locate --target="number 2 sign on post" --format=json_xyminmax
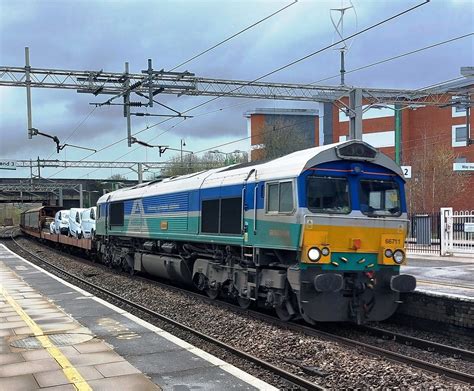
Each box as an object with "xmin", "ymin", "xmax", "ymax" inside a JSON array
[{"xmin": 401, "ymin": 166, "xmax": 411, "ymax": 179}]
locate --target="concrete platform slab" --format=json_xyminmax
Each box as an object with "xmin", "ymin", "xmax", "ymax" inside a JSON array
[
  {"xmin": 0, "ymin": 373, "xmax": 39, "ymax": 389},
  {"xmin": 403, "ymin": 255, "xmax": 474, "ymax": 299}
]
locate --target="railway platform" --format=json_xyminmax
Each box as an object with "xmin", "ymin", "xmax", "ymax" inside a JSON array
[
  {"xmin": 394, "ymin": 255, "xmax": 473, "ymax": 332},
  {"xmin": 0, "ymin": 244, "xmax": 276, "ymax": 391},
  {"xmin": 404, "ymin": 254, "xmax": 474, "ymax": 299}
]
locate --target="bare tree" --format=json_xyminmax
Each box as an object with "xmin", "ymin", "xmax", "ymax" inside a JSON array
[
  {"xmin": 256, "ymin": 118, "xmax": 312, "ymax": 160},
  {"xmin": 405, "ymin": 131, "xmax": 469, "ymax": 213},
  {"xmin": 108, "ymin": 173, "xmax": 127, "ymax": 181},
  {"xmin": 159, "ymin": 151, "xmax": 248, "ymax": 178}
]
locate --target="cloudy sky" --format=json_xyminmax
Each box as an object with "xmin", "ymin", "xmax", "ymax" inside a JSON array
[{"xmin": 0, "ymin": 0, "xmax": 472, "ymax": 180}]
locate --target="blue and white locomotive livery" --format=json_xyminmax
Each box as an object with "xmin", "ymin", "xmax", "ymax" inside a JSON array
[{"xmin": 94, "ymin": 140, "xmax": 416, "ymax": 324}]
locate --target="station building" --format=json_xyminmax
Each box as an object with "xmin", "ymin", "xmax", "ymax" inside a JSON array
[{"xmin": 246, "ymin": 79, "xmax": 473, "ymax": 210}]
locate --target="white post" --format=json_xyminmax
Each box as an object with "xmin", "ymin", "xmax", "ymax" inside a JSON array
[
  {"xmin": 79, "ymin": 184, "xmax": 83, "ymax": 208},
  {"xmin": 137, "ymin": 162, "xmax": 143, "ymax": 183},
  {"xmin": 440, "ymin": 207, "xmax": 453, "ymax": 256}
]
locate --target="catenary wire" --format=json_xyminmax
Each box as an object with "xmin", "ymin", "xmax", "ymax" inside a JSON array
[
  {"xmin": 44, "ymin": 106, "xmax": 98, "ymax": 160},
  {"xmin": 102, "ymin": 34, "xmax": 469, "ymax": 161},
  {"xmin": 127, "ymin": 34, "xmax": 471, "ymax": 145},
  {"xmin": 49, "ymin": 0, "xmax": 430, "ymax": 171},
  {"xmin": 79, "ymin": 0, "xmax": 431, "ymax": 176},
  {"xmin": 51, "ymin": 70, "xmax": 466, "ymax": 180},
  {"xmin": 169, "ymin": 0, "xmax": 298, "ymax": 71},
  {"xmin": 178, "ymin": 0, "xmax": 431, "ymax": 115},
  {"xmin": 47, "ymin": 1, "xmax": 450, "ymax": 179},
  {"xmin": 77, "ymin": 118, "xmax": 188, "ymax": 179},
  {"xmin": 50, "ymin": 90, "xmax": 465, "ymax": 181},
  {"xmin": 309, "ymin": 32, "xmax": 474, "ymax": 85}
]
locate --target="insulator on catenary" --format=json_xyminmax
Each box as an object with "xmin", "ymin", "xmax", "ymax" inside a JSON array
[
  {"xmin": 128, "ymin": 102, "xmax": 143, "ymax": 107},
  {"xmin": 129, "ymin": 81, "xmax": 143, "ymax": 90}
]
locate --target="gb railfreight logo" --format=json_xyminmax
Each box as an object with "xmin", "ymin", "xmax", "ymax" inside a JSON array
[{"xmin": 0, "ymin": 160, "xmax": 16, "ymax": 170}]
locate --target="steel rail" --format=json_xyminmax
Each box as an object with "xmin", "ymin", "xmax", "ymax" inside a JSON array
[
  {"xmin": 163, "ymin": 286, "xmax": 474, "ymax": 384},
  {"xmin": 10, "ymin": 236, "xmax": 474, "ymax": 385},
  {"xmin": 357, "ymin": 325, "xmax": 474, "ymax": 362},
  {"xmin": 8, "ymin": 236, "xmax": 325, "ymax": 391}
]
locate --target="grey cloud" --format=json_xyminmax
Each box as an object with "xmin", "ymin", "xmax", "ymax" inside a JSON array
[{"xmin": 1, "ymin": 0, "xmax": 473, "ymax": 165}]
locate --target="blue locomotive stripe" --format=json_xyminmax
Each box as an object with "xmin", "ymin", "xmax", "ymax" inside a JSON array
[
  {"xmin": 121, "ymin": 183, "xmax": 261, "ymax": 216},
  {"xmin": 109, "ymin": 160, "xmax": 406, "ymax": 216}
]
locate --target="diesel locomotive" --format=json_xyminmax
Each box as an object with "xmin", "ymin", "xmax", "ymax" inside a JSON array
[{"xmin": 92, "ymin": 140, "xmax": 416, "ymax": 324}]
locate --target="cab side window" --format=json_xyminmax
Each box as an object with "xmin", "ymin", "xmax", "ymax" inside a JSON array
[
  {"xmin": 76, "ymin": 212, "xmax": 80, "ymax": 223},
  {"xmin": 266, "ymin": 181, "xmax": 295, "ymax": 214},
  {"xmin": 90, "ymin": 208, "xmax": 95, "ymax": 220}
]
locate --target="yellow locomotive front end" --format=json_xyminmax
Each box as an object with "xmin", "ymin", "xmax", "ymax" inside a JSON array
[{"xmin": 292, "ymin": 143, "xmax": 416, "ymax": 324}]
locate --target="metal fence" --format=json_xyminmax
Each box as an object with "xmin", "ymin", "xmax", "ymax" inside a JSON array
[
  {"xmin": 441, "ymin": 209, "xmax": 474, "ymax": 255},
  {"xmin": 406, "ymin": 212, "xmax": 441, "ymax": 255}
]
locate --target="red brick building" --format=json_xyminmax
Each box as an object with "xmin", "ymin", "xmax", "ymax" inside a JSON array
[
  {"xmin": 245, "ymin": 108, "xmax": 320, "ymax": 161},
  {"xmin": 247, "ymin": 80, "xmax": 473, "ymax": 210}
]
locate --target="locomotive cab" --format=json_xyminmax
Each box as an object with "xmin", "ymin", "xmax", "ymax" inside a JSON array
[{"xmin": 294, "ymin": 142, "xmax": 416, "ymax": 323}]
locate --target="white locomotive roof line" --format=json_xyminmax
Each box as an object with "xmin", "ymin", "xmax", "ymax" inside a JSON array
[{"xmin": 98, "ymin": 140, "xmax": 402, "ymax": 204}]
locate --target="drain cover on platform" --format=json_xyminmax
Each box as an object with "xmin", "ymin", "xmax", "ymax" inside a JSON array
[{"xmin": 10, "ymin": 333, "xmax": 93, "ymax": 349}]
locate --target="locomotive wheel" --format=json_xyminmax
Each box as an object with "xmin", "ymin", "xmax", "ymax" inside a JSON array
[
  {"xmin": 237, "ymin": 296, "xmax": 252, "ymax": 309},
  {"xmin": 206, "ymin": 288, "xmax": 219, "ymax": 300},
  {"xmin": 275, "ymin": 303, "xmax": 294, "ymax": 322},
  {"xmin": 300, "ymin": 311, "xmax": 316, "ymax": 325}
]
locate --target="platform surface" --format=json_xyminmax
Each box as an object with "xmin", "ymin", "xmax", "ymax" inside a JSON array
[
  {"xmin": 0, "ymin": 244, "xmax": 276, "ymax": 391},
  {"xmin": 403, "ymin": 254, "xmax": 474, "ymax": 299}
]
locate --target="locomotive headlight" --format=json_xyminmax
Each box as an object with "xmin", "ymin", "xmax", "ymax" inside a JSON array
[
  {"xmin": 393, "ymin": 250, "xmax": 405, "ymax": 264},
  {"xmin": 321, "ymin": 247, "xmax": 330, "ymax": 256},
  {"xmin": 384, "ymin": 249, "xmax": 393, "ymax": 258},
  {"xmin": 308, "ymin": 247, "xmax": 321, "ymax": 262}
]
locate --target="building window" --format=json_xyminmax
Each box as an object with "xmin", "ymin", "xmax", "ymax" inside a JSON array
[
  {"xmin": 451, "ymin": 96, "xmax": 466, "ymax": 118},
  {"xmin": 452, "ymin": 125, "xmax": 468, "ymax": 147},
  {"xmin": 266, "ymin": 181, "xmax": 295, "ymax": 214},
  {"xmin": 455, "ymin": 157, "xmax": 467, "ymax": 164}
]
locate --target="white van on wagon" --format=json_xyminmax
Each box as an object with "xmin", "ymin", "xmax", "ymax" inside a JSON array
[
  {"xmin": 81, "ymin": 207, "xmax": 97, "ymax": 239},
  {"xmin": 53, "ymin": 210, "xmax": 70, "ymax": 235},
  {"xmin": 68, "ymin": 208, "xmax": 87, "ymax": 238}
]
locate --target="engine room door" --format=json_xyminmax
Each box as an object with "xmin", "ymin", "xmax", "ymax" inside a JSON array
[{"xmin": 242, "ymin": 180, "xmax": 260, "ymax": 247}]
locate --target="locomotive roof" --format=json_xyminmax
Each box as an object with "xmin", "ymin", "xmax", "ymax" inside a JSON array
[{"xmin": 98, "ymin": 140, "xmax": 403, "ymax": 204}]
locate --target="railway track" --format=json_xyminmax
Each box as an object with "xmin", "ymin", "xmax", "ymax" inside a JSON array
[
  {"xmin": 8, "ymin": 236, "xmax": 474, "ymax": 387},
  {"xmin": 356, "ymin": 325, "xmax": 474, "ymax": 362},
  {"xmin": 161, "ymin": 286, "xmax": 474, "ymax": 384},
  {"xmin": 8, "ymin": 236, "xmax": 324, "ymax": 391}
]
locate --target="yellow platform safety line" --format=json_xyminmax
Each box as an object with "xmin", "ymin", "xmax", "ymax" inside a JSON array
[{"xmin": 0, "ymin": 284, "xmax": 92, "ymax": 391}]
